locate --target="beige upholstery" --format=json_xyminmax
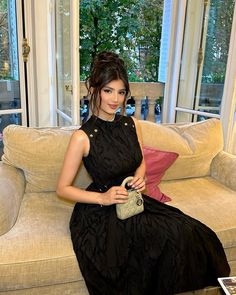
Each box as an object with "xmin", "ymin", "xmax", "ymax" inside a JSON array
[
  {"xmin": 0, "ymin": 118, "xmax": 235, "ymax": 295},
  {"xmin": 211, "ymin": 151, "xmax": 236, "ymax": 191},
  {"xmin": 2, "ymin": 126, "xmax": 91, "ymax": 193},
  {"xmin": 140, "ymin": 118, "xmax": 223, "ymax": 180},
  {"xmin": 0, "ymin": 164, "xmax": 25, "ymax": 236}
]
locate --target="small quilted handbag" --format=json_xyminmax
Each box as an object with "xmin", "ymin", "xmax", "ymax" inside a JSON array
[{"xmin": 116, "ymin": 176, "xmax": 144, "ymax": 220}]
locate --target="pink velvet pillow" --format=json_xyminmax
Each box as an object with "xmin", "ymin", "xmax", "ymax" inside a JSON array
[{"xmin": 143, "ymin": 146, "xmax": 179, "ymax": 202}]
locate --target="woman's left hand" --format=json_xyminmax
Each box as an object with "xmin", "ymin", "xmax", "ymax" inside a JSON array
[{"xmin": 128, "ymin": 175, "xmax": 146, "ymax": 192}]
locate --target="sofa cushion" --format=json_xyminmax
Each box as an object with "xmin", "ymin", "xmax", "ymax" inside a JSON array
[
  {"xmin": 160, "ymin": 176, "xmax": 236, "ymax": 267},
  {"xmin": 143, "ymin": 146, "xmax": 178, "ymax": 202},
  {"xmin": 0, "ymin": 192, "xmax": 83, "ymax": 291},
  {"xmin": 2, "ymin": 125, "xmax": 91, "ymax": 193},
  {"xmin": 140, "ymin": 118, "xmax": 223, "ymax": 180}
]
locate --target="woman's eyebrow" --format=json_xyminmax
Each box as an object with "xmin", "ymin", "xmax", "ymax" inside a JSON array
[{"xmin": 104, "ymin": 86, "xmax": 126, "ymax": 91}]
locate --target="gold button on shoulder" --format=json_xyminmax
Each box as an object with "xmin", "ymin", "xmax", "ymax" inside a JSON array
[
  {"xmin": 94, "ymin": 129, "xmax": 98, "ymax": 132},
  {"xmin": 90, "ymin": 134, "xmax": 94, "ymax": 137}
]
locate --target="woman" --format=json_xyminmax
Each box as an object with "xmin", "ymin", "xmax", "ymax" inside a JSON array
[{"xmin": 56, "ymin": 51, "xmax": 230, "ymax": 295}]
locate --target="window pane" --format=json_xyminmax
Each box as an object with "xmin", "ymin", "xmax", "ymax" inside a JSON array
[
  {"xmin": 0, "ymin": 113, "xmax": 22, "ymax": 157},
  {"xmin": 55, "ymin": 0, "xmax": 72, "ymax": 117},
  {"xmin": 57, "ymin": 115, "xmax": 71, "ymax": 127},
  {"xmin": 176, "ymin": 111, "xmax": 193, "ymax": 123},
  {"xmin": 0, "ymin": 0, "xmax": 21, "ymax": 110},
  {"xmin": 0, "ymin": 80, "xmax": 20, "ymax": 110},
  {"xmin": 199, "ymin": 0, "xmax": 235, "ymax": 114}
]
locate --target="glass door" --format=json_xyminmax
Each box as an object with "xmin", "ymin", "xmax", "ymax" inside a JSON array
[
  {"xmin": 176, "ymin": 0, "xmax": 235, "ymax": 122},
  {"xmin": 55, "ymin": 0, "xmax": 80, "ymax": 126},
  {"xmin": 0, "ymin": 0, "xmax": 27, "ymax": 157}
]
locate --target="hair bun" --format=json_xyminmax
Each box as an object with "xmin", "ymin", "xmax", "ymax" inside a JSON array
[{"xmin": 93, "ymin": 51, "xmax": 124, "ymax": 68}]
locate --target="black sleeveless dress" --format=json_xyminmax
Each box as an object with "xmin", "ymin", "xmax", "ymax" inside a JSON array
[{"xmin": 70, "ymin": 115, "xmax": 230, "ymax": 295}]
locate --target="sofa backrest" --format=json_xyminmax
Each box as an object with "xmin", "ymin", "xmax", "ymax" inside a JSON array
[
  {"xmin": 2, "ymin": 125, "xmax": 91, "ymax": 193},
  {"xmin": 1, "ymin": 118, "xmax": 223, "ymax": 193},
  {"xmin": 140, "ymin": 118, "xmax": 223, "ymax": 180}
]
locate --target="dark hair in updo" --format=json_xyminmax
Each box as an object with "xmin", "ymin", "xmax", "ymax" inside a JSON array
[{"xmin": 85, "ymin": 51, "xmax": 130, "ymax": 115}]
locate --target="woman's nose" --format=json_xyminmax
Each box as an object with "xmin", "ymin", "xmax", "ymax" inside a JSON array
[{"xmin": 113, "ymin": 92, "xmax": 118, "ymax": 101}]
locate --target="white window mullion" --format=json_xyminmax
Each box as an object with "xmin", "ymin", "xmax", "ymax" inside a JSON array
[
  {"xmin": 15, "ymin": 0, "xmax": 27, "ymax": 126},
  {"xmin": 23, "ymin": 0, "xmax": 39, "ymax": 126},
  {"xmin": 161, "ymin": 0, "xmax": 187, "ymax": 123},
  {"xmin": 70, "ymin": 0, "xmax": 80, "ymax": 125},
  {"xmin": 48, "ymin": 0, "xmax": 58, "ymax": 126},
  {"xmin": 0, "ymin": 109, "xmax": 23, "ymax": 115},
  {"xmin": 175, "ymin": 107, "xmax": 220, "ymax": 119}
]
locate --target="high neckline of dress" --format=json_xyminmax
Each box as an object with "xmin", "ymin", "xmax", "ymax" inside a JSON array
[{"xmin": 92, "ymin": 114, "xmax": 121, "ymax": 125}]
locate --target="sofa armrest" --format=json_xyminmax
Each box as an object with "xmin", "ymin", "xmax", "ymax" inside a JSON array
[
  {"xmin": 211, "ymin": 151, "xmax": 236, "ymax": 191},
  {"xmin": 0, "ymin": 162, "xmax": 26, "ymax": 236}
]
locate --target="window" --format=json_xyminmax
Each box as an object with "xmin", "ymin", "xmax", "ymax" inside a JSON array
[
  {"xmin": 0, "ymin": 0, "xmax": 26, "ymax": 157},
  {"xmin": 54, "ymin": 0, "xmax": 165, "ymax": 126},
  {"xmin": 79, "ymin": 0, "xmax": 164, "ymax": 123},
  {"xmin": 176, "ymin": 0, "xmax": 235, "ymax": 122}
]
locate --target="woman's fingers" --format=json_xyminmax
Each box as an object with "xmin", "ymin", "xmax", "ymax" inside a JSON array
[
  {"xmin": 128, "ymin": 176, "xmax": 146, "ymax": 191},
  {"xmin": 113, "ymin": 187, "xmax": 128, "ymax": 202},
  {"xmin": 101, "ymin": 186, "xmax": 128, "ymax": 205}
]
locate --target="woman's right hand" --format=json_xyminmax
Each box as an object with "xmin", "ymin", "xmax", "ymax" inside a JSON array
[{"xmin": 99, "ymin": 186, "xmax": 128, "ymax": 206}]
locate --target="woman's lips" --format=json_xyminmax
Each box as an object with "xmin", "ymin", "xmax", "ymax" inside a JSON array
[{"xmin": 109, "ymin": 104, "xmax": 119, "ymax": 109}]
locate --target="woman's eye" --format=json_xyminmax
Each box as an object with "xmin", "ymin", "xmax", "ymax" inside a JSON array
[
  {"xmin": 119, "ymin": 91, "xmax": 126, "ymax": 96},
  {"xmin": 103, "ymin": 89, "xmax": 111, "ymax": 93}
]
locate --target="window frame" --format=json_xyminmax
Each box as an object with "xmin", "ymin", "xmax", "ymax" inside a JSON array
[{"xmin": 163, "ymin": 0, "xmax": 236, "ymax": 153}]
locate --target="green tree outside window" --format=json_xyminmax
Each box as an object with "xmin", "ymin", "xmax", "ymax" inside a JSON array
[{"xmin": 80, "ymin": 0, "xmax": 163, "ymax": 82}]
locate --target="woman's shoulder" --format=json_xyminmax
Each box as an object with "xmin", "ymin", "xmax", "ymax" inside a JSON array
[
  {"xmin": 69, "ymin": 129, "xmax": 90, "ymax": 157},
  {"xmin": 71, "ymin": 129, "xmax": 89, "ymax": 144},
  {"xmin": 116, "ymin": 115, "xmax": 140, "ymax": 135},
  {"xmin": 121, "ymin": 115, "xmax": 139, "ymax": 128},
  {"xmin": 117, "ymin": 114, "xmax": 136, "ymax": 124}
]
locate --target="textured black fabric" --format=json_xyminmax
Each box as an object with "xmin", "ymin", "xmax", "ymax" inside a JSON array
[{"xmin": 70, "ymin": 115, "xmax": 230, "ymax": 295}]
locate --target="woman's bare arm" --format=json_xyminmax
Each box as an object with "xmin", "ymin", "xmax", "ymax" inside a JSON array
[{"xmin": 56, "ymin": 130, "xmax": 128, "ymax": 205}]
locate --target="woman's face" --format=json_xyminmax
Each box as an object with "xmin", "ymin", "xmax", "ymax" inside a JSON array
[{"xmin": 97, "ymin": 79, "xmax": 126, "ymax": 120}]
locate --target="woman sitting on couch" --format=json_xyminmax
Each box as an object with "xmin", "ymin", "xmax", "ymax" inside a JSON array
[{"xmin": 56, "ymin": 51, "xmax": 230, "ymax": 295}]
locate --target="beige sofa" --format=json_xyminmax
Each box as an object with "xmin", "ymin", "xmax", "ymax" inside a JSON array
[{"xmin": 0, "ymin": 118, "xmax": 235, "ymax": 295}]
